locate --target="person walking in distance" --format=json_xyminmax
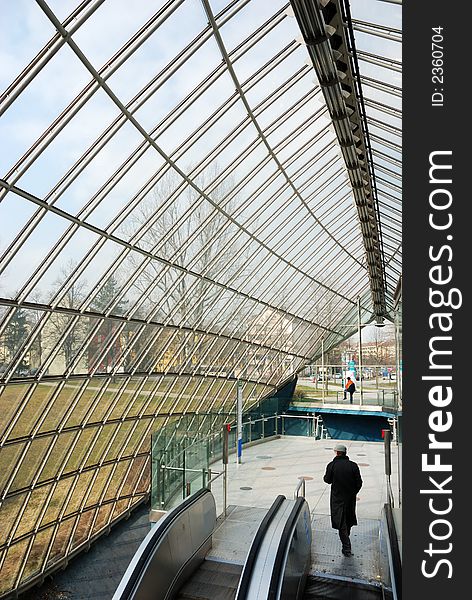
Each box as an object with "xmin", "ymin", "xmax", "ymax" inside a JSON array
[
  {"xmin": 343, "ymin": 376, "xmax": 356, "ymax": 404},
  {"xmin": 323, "ymin": 443, "xmax": 362, "ymax": 557}
]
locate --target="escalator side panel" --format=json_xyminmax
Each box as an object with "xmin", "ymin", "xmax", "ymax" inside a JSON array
[
  {"xmin": 236, "ymin": 495, "xmax": 286, "ymax": 600},
  {"xmin": 277, "ymin": 500, "xmax": 312, "ymax": 600},
  {"xmin": 242, "ymin": 500, "xmax": 297, "ymax": 600},
  {"xmin": 236, "ymin": 497, "xmax": 312, "ymax": 600},
  {"xmin": 113, "ymin": 490, "xmax": 216, "ymax": 600}
]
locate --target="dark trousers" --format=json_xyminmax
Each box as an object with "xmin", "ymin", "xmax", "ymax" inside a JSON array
[
  {"xmin": 338, "ymin": 510, "xmax": 352, "ymax": 552},
  {"xmin": 343, "ymin": 391, "xmax": 354, "ymax": 403}
]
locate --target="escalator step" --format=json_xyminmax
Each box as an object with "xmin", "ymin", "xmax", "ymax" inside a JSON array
[
  {"xmin": 199, "ymin": 560, "xmax": 243, "ymax": 576},
  {"xmin": 175, "ymin": 560, "xmax": 242, "ymax": 600},
  {"xmin": 303, "ymin": 576, "xmax": 385, "ymax": 600},
  {"xmin": 176, "ymin": 582, "xmax": 238, "ymax": 600}
]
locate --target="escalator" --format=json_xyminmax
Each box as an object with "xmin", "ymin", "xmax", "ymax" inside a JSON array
[
  {"xmin": 175, "ymin": 561, "xmax": 242, "ymax": 599},
  {"xmin": 113, "ymin": 488, "xmax": 398, "ymax": 600},
  {"xmin": 235, "ymin": 495, "xmax": 311, "ymax": 600}
]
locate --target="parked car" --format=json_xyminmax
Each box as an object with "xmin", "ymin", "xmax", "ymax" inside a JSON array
[{"xmin": 14, "ymin": 367, "xmax": 30, "ymax": 376}]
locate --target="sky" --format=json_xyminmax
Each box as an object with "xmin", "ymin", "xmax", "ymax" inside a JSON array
[{"xmin": 0, "ymin": 0, "xmax": 401, "ymax": 332}]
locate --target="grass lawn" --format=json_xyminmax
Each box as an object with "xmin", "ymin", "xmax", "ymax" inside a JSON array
[
  {"xmin": 0, "ymin": 375, "xmax": 269, "ymax": 594},
  {"xmin": 294, "ymin": 384, "xmax": 339, "ymax": 397}
]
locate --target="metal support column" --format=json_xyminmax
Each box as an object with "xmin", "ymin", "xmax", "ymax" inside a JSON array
[
  {"xmin": 321, "ymin": 337, "xmax": 325, "ymax": 406},
  {"xmin": 357, "ymin": 296, "xmax": 363, "ymax": 405},
  {"xmin": 237, "ymin": 381, "xmax": 243, "ymax": 464},
  {"xmin": 222, "ymin": 424, "xmax": 230, "ymax": 517}
]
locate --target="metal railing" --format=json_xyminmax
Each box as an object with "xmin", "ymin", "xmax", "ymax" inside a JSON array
[
  {"xmin": 294, "ymin": 477, "xmax": 306, "ymax": 499},
  {"xmin": 151, "ymin": 412, "xmax": 335, "ymax": 513},
  {"xmin": 294, "ymin": 389, "xmax": 398, "ymax": 408}
]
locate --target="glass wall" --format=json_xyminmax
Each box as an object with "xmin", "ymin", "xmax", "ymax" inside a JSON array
[{"xmin": 0, "ymin": 0, "xmax": 401, "ymax": 595}]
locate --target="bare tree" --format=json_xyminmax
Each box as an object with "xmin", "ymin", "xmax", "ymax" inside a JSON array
[
  {"xmin": 45, "ymin": 261, "xmax": 88, "ymax": 370},
  {"xmin": 26, "ymin": 291, "xmax": 44, "ymax": 372},
  {"xmin": 2, "ymin": 306, "xmax": 29, "ymax": 374},
  {"xmin": 87, "ymin": 276, "xmax": 129, "ymax": 374},
  {"xmin": 121, "ymin": 166, "xmax": 252, "ymax": 370}
]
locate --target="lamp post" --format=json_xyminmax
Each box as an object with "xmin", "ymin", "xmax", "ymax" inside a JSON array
[
  {"xmin": 237, "ymin": 380, "xmax": 243, "ymax": 464},
  {"xmin": 321, "ymin": 337, "xmax": 325, "ymax": 406},
  {"xmin": 357, "ymin": 297, "xmax": 363, "ymax": 406}
]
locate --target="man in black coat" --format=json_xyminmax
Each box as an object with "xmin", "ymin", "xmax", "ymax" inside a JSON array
[{"xmin": 323, "ymin": 443, "xmax": 363, "ymax": 557}]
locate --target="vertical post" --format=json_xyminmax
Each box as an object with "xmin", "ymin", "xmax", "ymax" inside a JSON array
[
  {"xmin": 223, "ymin": 424, "xmax": 230, "ymax": 517},
  {"xmin": 262, "ymin": 415, "xmax": 265, "ymax": 439},
  {"xmin": 357, "ymin": 296, "xmax": 363, "ymax": 406},
  {"xmin": 275, "ymin": 413, "xmax": 278, "ymax": 435},
  {"xmin": 395, "ymin": 308, "xmax": 401, "ymax": 408},
  {"xmin": 159, "ymin": 463, "xmax": 164, "ymax": 508},
  {"xmin": 383, "ymin": 428, "xmax": 393, "ymax": 507},
  {"xmin": 321, "ymin": 338, "xmax": 325, "ymax": 405},
  {"xmin": 182, "ymin": 450, "xmax": 186, "ymax": 500},
  {"xmin": 396, "ymin": 416, "xmax": 402, "ymax": 507},
  {"xmin": 237, "ymin": 381, "xmax": 243, "ymax": 464}
]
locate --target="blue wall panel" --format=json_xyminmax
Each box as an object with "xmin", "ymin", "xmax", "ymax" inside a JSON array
[{"xmin": 321, "ymin": 413, "xmax": 389, "ymax": 442}]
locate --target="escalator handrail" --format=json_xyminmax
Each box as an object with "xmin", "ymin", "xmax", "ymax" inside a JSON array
[
  {"xmin": 385, "ymin": 502, "xmax": 402, "ymax": 600},
  {"xmin": 236, "ymin": 494, "xmax": 286, "ymax": 600},
  {"xmin": 268, "ymin": 496, "xmax": 307, "ymax": 600},
  {"xmin": 116, "ymin": 488, "xmax": 212, "ymax": 600}
]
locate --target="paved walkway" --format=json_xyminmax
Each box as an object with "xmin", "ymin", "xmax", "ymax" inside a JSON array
[
  {"xmin": 209, "ymin": 436, "xmax": 398, "ymax": 585},
  {"xmin": 212, "ymin": 436, "xmax": 399, "ymax": 519}
]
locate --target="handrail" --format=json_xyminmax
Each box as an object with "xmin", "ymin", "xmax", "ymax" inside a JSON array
[
  {"xmin": 268, "ymin": 497, "xmax": 307, "ymax": 600},
  {"xmin": 236, "ymin": 495, "xmax": 286, "ymax": 600},
  {"xmin": 384, "ymin": 502, "xmax": 402, "ymax": 600},
  {"xmin": 236, "ymin": 492, "xmax": 311, "ymax": 600},
  {"xmin": 113, "ymin": 488, "xmax": 215, "ymax": 600},
  {"xmin": 294, "ymin": 478, "xmax": 306, "ymax": 499},
  {"xmin": 207, "ymin": 469, "xmax": 223, "ymax": 486}
]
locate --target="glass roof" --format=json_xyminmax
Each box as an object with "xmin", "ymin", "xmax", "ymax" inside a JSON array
[{"xmin": 0, "ymin": 0, "xmax": 401, "ymax": 594}]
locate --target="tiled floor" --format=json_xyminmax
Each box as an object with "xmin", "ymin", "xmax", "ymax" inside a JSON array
[
  {"xmin": 209, "ymin": 436, "xmax": 399, "ymax": 585},
  {"xmin": 211, "ymin": 437, "xmax": 399, "ymax": 520}
]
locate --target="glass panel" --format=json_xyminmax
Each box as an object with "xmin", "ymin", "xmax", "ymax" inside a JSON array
[
  {"xmin": 14, "ymin": 485, "xmax": 52, "ymax": 538},
  {"xmin": 38, "ymin": 381, "xmax": 85, "ymax": 433},
  {"xmin": 21, "ymin": 525, "xmax": 55, "ymax": 582},
  {"xmin": 0, "ymin": 0, "xmax": 402, "ymax": 594},
  {"xmin": 0, "ymin": 538, "xmax": 30, "ymax": 596},
  {"xmin": 40, "ymin": 476, "xmax": 76, "ymax": 528},
  {"xmin": 9, "ymin": 437, "xmax": 52, "ymax": 492},
  {"xmin": 48, "ymin": 516, "xmax": 76, "ymax": 564},
  {"xmin": 70, "ymin": 509, "xmax": 94, "ymax": 550},
  {"xmin": 62, "ymin": 471, "xmax": 95, "ymax": 517},
  {"xmin": 0, "ymin": 493, "xmax": 28, "ymax": 546}
]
